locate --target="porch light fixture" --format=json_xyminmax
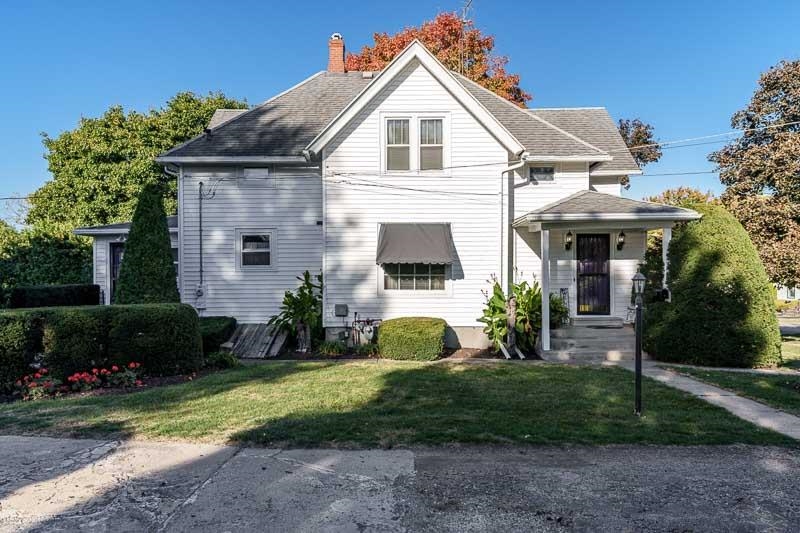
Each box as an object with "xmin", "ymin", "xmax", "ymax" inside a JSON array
[
  {"xmin": 564, "ymin": 231, "xmax": 573, "ymax": 251},
  {"xmin": 616, "ymin": 230, "xmax": 626, "ymax": 251},
  {"xmin": 632, "ymin": 271, "xmax": 646, "ymax": 297}
]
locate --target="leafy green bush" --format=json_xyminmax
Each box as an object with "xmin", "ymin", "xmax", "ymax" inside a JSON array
[
  {"xmin": 205, "ymin": 351, "xmax": 240, "ymax": 370},
  {"xmin": 479, "ymin": 278, "xmax": 567, "ymax": 353},
  {"xmin": 199, "ymin": 316, "xmax": 237, "ymax": 354},
  {"xmin": 644, "ymin": 203, "xmax": 782, "ymax": 368},
  {"xmin": 8, "ymin": 284, "xmax": 100, "ymax": 309},
  {"xmin": 317, "ymin": 340, "xmax": 347, "ymax": 356},
  {"xmin": 354, "ymin": 343, "xmax": 379, "ymax": 357},
  {"xmin": 108, "ymin": 304, "xmax": 203, "ymax": 375},
  {"xmin": 42, "ymin": 306, "xmax": 108, "ymax": 377},
  {"xmin": 0, "ymin": 310, "xmax": 44, "ymax": 392},
  {"xmin": 114, "ymin": 184, "xmax": 179, "ymax": 304},
  {"xmin": 268, "ymin": 271, "xmax": 323, "ymax": 349},
  {"xmin": 378, "ymin": 317, "xmax": 446, "ymax": 361}
]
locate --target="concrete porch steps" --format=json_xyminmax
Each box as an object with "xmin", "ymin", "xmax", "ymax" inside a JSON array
[{"xmin": 540, "ymin": 320, "xmax": 646, "ymax": 363}]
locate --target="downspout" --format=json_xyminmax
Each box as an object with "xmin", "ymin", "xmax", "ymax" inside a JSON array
[
  {"xmin": 501, "ymin": 158, "xmax": 525, "ymax": 295},
  {"xmin": 198, "ymin": 182, "xmax": 205, "ymax": 287}
]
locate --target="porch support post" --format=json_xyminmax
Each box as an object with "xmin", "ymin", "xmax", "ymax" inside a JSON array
[
  {"xmin": 661, "ymin": 225, "xmax": 672, "ymax": 289},
  {"xmin": 541, "ymin": 228, "xmax": 550, "ymax": 351}
]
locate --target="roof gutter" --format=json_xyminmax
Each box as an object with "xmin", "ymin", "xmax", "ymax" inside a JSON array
[
  {"xmin": 523, "ymin": 154, "xmax": 613, "ymax": 163},
  {"xmin": 155, "ymin": 156, "xmax": 310, "ymax": 164},
  {"xmin": 515, "ymin": 211, "xmax": 701, "ymax": 226}
]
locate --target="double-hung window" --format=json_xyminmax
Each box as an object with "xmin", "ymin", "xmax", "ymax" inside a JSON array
[
  {"xmin": 419, "ymin": 119, "xmax": 443, "ymax": 170},
  {"xmin": 386, "ymin": 119, "xmax": 410, "ymax": 171},
  {"xmin": 383, "ymin": 263, "xmax": 446, "ymax": 291},
  {"xmin": 237, "ymin": 229, "xmax": 274, "ymax": 270}
]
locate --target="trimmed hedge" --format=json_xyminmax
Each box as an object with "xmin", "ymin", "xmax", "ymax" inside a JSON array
[
  {"xmin": 9, "ymin": 284, "xmax": 100, "ymax": 309},
  {"xmin": 199, "ymin": 316, "xmax": 237, "ymax": 355},
  {"xmin": 644, "ymin": 203, "xmax": 782, "ymax": 368},
  {"xmin": 108, "ymin": 304, "xmax": 203, "ymax": 375},
  {"xmin": 0, "ymin": 303, "xmax": 203, "ymax": 387},
  {"xmin": 378, "ymin": 317, "xmax": 447, "ymax": 361},
  {"xmin": 0, "ymin": 310, "xmax": 44, "ymax": 391}
]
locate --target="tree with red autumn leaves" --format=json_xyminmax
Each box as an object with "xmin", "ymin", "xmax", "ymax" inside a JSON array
[{"xmin": 345, "ymin": 12, "xmax": 531, "ymax": 107}]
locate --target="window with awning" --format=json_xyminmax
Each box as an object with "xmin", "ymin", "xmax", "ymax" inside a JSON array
[{"xmin": 376, "ymin": 223, "xmax": 456, "ymax": 266}]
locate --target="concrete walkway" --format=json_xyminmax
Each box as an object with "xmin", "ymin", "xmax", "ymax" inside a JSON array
[
  {"xmin": 622, "ymin": 362, "xmax": 800, "ymax": 441},
  {"xmin": 1, "ymin": 435, "xmax": 799, "ymax": 532}
]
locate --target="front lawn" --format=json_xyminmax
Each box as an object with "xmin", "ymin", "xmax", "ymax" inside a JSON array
[
  {"xmin": 0, "ymin": 362, "xmax": 793, "ymax": 447},
  {"xmin": 677, "ymin": 368, "xmax": 800, "ymax": 416},
  {"xmin": 781, "ymin": 334, "xmax": 800, "ymax": 370}
]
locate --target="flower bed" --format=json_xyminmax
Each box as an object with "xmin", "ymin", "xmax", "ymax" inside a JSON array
[{"xmin": 14, "ymin": 362, "xmax": 144, "ymax": 401}]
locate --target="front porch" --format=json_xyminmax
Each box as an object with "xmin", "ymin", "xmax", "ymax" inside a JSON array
[{"xmin": 512, "ymin": 190, "xmax": 702, "ymax": 354}]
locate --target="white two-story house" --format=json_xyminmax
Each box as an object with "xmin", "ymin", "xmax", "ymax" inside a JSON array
[{"xmin": 75, "ymin": 35, "xmax": 699, "ymax": 352}]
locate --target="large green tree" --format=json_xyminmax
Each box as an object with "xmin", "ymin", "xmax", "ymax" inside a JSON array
[
  {"xmin": 28, "ymin": 92, "xmax": 247, "ymax": 234},
  {"xmin": 617, "ymin": 118, "xmax": 662, "ymax": 188},
  {"xmin": 709, "ymin": 59, "xmax": 800, "ymax": 286},
  {"xmin": 114, "ymin": 184, "xmax": 179, "ymax": 304}
]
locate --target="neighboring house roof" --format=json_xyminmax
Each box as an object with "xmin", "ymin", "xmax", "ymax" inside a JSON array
[
  {"xmin": 527, "ymin": 108, "xmax": 641, "ymax": 175},
  {"xmin": 73, "ymin": 216, "xmax": 178, "ymax": 236},
  {"xmin": 208, "ymin": 109, "xmax": 248, "ymax": 129},
  {"xmin": 514, "ymin": 190, "xmax": 700, "ymax": 225},
  {"xmin": 157, "ymin": 40, "xmax": 637, "ymax": 172}
]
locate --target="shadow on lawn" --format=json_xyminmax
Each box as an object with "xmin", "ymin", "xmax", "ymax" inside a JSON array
[{"xmin": 227, "ymin": 363, "xmax": 791, "ymax": 448}]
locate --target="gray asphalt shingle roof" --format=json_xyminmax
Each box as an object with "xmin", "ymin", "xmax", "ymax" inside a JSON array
[
  {"xmin": 208, "ymin": 109, "xmax": 248, "ymax": 129},
  {"xmin": 452, "ymin": 74, "xmax": 606, "ymax": 158},
  {"xmin": 74, "ymin": 216, "xmax": 178, "ymax": 235},
  {"xmin": 161, "ymin": 72, "xmax": 372, "ymax": 159},
  {"xmin": 517, "ymin": 190, "xmax": 699, "ymax": 223},
  {"xmin": 526, "ymin": 108, "xmax": 640, "ymax": 174},
  {"xmin": 160, "ymin": 65, "xmax": 638, "ymax": 174}
]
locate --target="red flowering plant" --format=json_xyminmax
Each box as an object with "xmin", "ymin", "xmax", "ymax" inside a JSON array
[
  {"xmin": 15, "ymin": 362, "xmax": 145, "ymax": 401},
  {"xmin": 14, "ymin": 368, "xmax": 61, "ymax": 401},
  {"xmin": 66, "ymin": 362, "xmax": 143, "ymax": 392}
]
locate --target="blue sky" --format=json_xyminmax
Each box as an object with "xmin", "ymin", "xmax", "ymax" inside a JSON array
[{"xmin": 1, "ymin": 0, "xmax": 798, "ymax": 220}]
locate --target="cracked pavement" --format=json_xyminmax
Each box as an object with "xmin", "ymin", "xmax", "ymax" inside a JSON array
[{"xmin": 0, "ymin": 436, "xmax": 798, "ymax": 532}]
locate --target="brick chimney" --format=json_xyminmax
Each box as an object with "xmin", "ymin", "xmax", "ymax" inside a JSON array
[{"xmin": 327, "ymin": 33, "xmax": 346, "ymax": 73}]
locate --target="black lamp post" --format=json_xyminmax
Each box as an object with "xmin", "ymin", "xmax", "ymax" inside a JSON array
[{"xmin": 632, "ymin": 272, "xmax": 646, "ymax": 416}]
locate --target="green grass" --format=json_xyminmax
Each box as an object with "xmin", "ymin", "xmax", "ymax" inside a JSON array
[
  {"xmin": 677, "ymin": 367, "xmax": 800, "ymax": 416},
  {"xmin": 0, "ymin": 362, "xmax": 794, "ymax": 447},
  {"xmin": 781, "ymin": 335, "xmax": 800, "ymax": 370}
]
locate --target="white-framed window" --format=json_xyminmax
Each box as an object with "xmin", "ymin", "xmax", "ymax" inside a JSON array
[
  {"xmin": 382, "ymin": 113, "xmax": 449, "ymax": 174},
  {"xmin": 383, "ymin": 263, "xmax": 446, "ymax": 291},
  {"xmin": 171, "ymin": 247, "xmax": 180, "ymax": 292},
  {"xmin": 236, "ymin": 229, "xmax": 275, "ymax": 270},
  {"xmin": 788, "ymin": 287, "xmax": 797, "ymax": 299},
  {"xmin": 386, "ymin": 119, "xmax": 410, "ymax": 171},
  {"xmin": 529, "ymin": 166, "xmax": 555, "ymax": 182},
  {"xmin": 419, "ymin": 118, "xmax": 443, "ymax": 170}
]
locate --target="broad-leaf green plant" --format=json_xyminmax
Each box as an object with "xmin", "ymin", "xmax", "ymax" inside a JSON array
[{"xmin": 268, "ymin": 271, "xmax": 323, "ymax": 349}]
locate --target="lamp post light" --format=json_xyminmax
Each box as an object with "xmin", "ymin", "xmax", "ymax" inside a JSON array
[{"xmin": 632, "ymin": 272, "xmax": 646, "ymax": 416}]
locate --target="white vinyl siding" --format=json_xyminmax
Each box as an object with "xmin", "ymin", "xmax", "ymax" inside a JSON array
[
  {"xmin": 324, "ymin": 58, "xmax": 508, "ymax": 328},
  {"xmin": 179, "ymin": 165, "xmax": 323, "ymax": 322},
  {"xmin": 590, "ymin": 176, "xmax": 623, "ymax": 196}
]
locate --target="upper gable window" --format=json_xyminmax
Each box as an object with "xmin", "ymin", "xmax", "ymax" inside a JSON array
[
  {"xmin": 386, "ymin": 119, "xmax": 410, "ymax": 171},
  {"xmin": 419, "ymin": 119, "xmax": 443, "ymax": 170},
  {"xmin": 529, "ymin": 166, "xmax": 555, "ymax": 182}
]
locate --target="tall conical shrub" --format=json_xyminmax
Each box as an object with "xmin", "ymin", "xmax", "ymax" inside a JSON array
[
  {"xmin": 114, "ymin": 184, "xmax": 179, "ymax": 304},
  {"xmin": 644, "ymin": 203, "xmax": 781, "ymax": 368}
]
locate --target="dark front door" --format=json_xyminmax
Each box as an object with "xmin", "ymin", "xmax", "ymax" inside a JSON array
[
  {"xmin": 110, "ymin": 242, "xmax": 124, "ymax": 303},
  {"xmin": 577, "ymin": 234, "xmax": 610, "ymax": 315}
]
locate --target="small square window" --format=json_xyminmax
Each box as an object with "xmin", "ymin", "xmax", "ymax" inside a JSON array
[
  {"xmin": 238, "ymin": 230, "xmax": 274, "ymax": 269},
  {"xmin": 529, "ymin": 166, "xmax": 555, "ymax": 182}
]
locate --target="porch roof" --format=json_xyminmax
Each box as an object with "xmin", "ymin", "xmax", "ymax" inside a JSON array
[
  {"xmin": 73, "ymin": 216, "xmax": 178, "ymax": 236},
  {"xmin": 513, "ymin": 190, "xmax": 701, "ymax": 228}
]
